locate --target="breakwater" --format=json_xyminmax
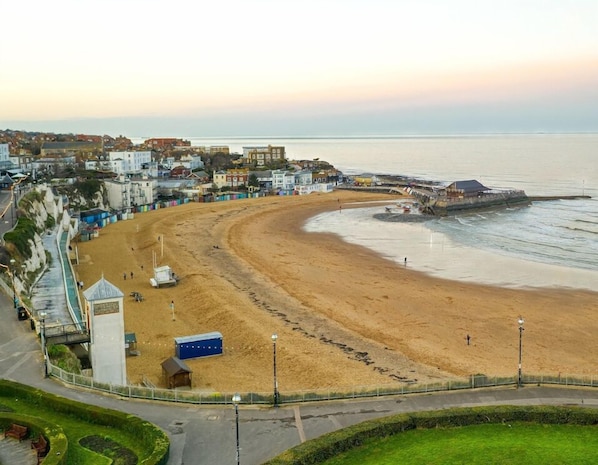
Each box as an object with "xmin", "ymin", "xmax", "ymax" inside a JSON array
[
  {"xmin": 424, "ymin": 190, "xmax": 530, "ymax": 216},
  {"xmin": 529, "ymin": 195, "xmax": 592, "ymax": 202}
]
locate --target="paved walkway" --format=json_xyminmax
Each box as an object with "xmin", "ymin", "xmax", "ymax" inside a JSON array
[
  {"xmin": 30, "ymin": 231, "xmax": 70, "ymax": 325},
  {"xmin": 0, "ymin": 436, "xmax": 37, "ymax": 465},
  {"xmin": 2, "ymin": 274, "xmax": 598, "ymax": 463}
]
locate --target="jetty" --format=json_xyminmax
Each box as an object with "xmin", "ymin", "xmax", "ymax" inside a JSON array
[
  {"xmin": 338, "ymin": 176, "xmax": 591, "ymax": 217},
  {"xmin": 405, "ymin": 180, "xmax": 590, "ymax": 216}
]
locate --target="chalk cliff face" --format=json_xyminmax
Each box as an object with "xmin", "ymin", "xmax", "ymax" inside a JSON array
[
  {"xmin": 9, "ymin": 182, "xmax": 106, "ymax": 300},
  {"xmin": 53, "ymin": 182, "xmax": 108, "ymax": 211}
]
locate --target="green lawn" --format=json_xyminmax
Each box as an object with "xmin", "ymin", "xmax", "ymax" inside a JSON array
[
  {"xmin": 321, "ymin": 422, "xmax": 598, "ymax": 465},
  {"xmin": 0, "ymin": 380, "xmax": 168, "ymax": 464}
]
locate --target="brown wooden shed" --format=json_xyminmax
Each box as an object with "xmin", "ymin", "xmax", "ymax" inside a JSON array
[{"xmin": 161, "ymin": 356, "xmax": 192, "ymax": 389}]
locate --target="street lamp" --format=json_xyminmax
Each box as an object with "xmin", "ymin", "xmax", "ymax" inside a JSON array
[
  {"xmin": 9, "ymin": 258, "xmax": 16, "ymax": 308},
  {"xmin": 518, "ymin": 316, "xmax": 524, "ymax": 388},
  {"xmin": 272, "ymin": 333, "xmax": 279, "ymax": 407},
  {"xmin": 40, "ymin": 312, "xmax": 48, "ymax": 378},
  {"xmin": 232, "ymin": 393, "xmax": 241, "ymax": 465}
]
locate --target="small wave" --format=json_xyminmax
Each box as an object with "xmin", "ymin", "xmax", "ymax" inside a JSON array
[
  {"xmin": 564, "ymin": 226, "xmax": 598, "ymax": 236},
  {"xmin": 575, "ymin": 218, "xmax": 598, "ymax": 226},
  {"xmin": 454, "ymin": 217, "xmax": 473, "ymax": 226}
]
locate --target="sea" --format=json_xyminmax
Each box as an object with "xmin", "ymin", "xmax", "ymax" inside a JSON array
[{"xmin": 135, "ymin": 134, "xmax": 598, "ymax": 291}]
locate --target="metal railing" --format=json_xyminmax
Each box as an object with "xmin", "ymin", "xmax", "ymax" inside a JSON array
[{"xmin": 46, "ymin": 362, "xmax": 598, "ymax": 406}]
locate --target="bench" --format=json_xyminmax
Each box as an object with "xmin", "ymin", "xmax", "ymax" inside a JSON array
[
  {"xmin": 4, "ymin": 423, "xmax": 28, "ymax": 441},
  {"xmin": 31, "ymin": 434, "xmax": 48, "ymax": 461}
]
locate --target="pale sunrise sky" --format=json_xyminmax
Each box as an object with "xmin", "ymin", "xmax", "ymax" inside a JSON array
[{"xmin": 2, "ymin": 0, "xmax": 597, "ymax": 137}]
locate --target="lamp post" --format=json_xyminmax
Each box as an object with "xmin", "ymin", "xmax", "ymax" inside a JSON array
[
  {"xmin": 518, "ymin": 316, "xmax": 524, "ymax": 388},
  {"xmin": 40, "ymin": 312, "xmax": 47, "ymax": 378},
  {"xmin": 9, "ymin": 258, "xmax": 16, "ymax": 308},
  {"xmin": 10, "ymin": 185, "xmax": 15, "ymax": 226},
  {"xmin": 272, "ymin": 333, "xmax": 279, "ymax": 407},
  {"xmin": 232, "ymin": 393, "xmax": 241, "ymax": 465}
]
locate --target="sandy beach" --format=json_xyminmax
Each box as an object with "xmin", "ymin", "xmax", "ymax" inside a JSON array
[{"xmin": 74, "ymin": 190, "xmax": 598, "ymax": 392}]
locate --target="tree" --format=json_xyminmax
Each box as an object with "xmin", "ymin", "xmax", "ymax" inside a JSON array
[{"xmin": 248, "ymin": 173, "xmax": 259, "ymax": 188}]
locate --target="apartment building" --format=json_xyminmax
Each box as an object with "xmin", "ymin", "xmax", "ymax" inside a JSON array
[
  {"xmin": 104, "ymin": 175, "xmax": 157, "ymax": 211},
  {"xmin": 144, "ymin": 138, "xmax": 191, "ymax": 149},
  {"xmin": 0, "ymin": 144, "xmax": 10, "ymax": 170},
  {"xmin": 243, "ymin": 145, "xmax": 286, "ymax": 166},
  {"xmin": 108, "ymin": 151, "xmax": 152, "ymax": 175}
]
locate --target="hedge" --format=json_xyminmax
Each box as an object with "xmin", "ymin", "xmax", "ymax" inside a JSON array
[
  {"xmin": 263, "ymin": 405, "xmax": 598, "ymax": 465},
  {"xmin": 0, "ymin": 379, "xmax": 169, "ymax": 465}
]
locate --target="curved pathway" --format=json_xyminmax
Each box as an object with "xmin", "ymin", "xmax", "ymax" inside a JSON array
[{"xmin": 2, "ymin": 290, "xmax": 598, "ymax": 465}]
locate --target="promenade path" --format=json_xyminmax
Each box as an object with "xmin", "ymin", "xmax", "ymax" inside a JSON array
[
  {"xmin": 3, "ymin": 285, "xmax": 598, "ymax": 464},
  {"xmin": 29, "ymin": 231, "xmax": 70, "ymax": 325}
]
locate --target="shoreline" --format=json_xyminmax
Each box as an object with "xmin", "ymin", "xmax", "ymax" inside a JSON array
[
  {"xmin": 75, "ymin": 191, "xmax": 598, "ymax": 392},
  {"xmin": 306, "ymin": 205, "xmax": 598, "ymax": 292}
]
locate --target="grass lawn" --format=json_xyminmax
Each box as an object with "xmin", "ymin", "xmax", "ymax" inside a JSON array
[
  {"xmin": 0, "ymin": 395, "xmax": 149, "ymax": 464},
  {"xmin": 321, "ymin": 422, "xmax": 598, "ymax": 465}
]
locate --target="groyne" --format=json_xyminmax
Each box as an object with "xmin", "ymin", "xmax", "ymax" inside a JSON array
[{"xmin": 529, "ymin": 195, "xmax": 592, "ymax": 202}]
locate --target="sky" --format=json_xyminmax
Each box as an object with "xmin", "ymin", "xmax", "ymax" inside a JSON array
[{"xmin": 2, "ymin": 0, "xmax": 598, "ymax": 137}]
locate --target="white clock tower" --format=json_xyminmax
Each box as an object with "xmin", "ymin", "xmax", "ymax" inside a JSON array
[{"xmin": 83, "ymin": 277, "xmax": 127, "ymax": 385}]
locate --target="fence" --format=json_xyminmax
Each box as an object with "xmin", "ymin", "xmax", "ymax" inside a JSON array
[{"xmin": 46, "ymin": 362, "xmax": 598, "ymax": 406}]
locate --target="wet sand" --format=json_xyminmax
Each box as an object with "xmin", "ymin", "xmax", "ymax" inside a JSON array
[{"xmin": 74, "ymin": 190, "xmax": 598, "ymax": 392}]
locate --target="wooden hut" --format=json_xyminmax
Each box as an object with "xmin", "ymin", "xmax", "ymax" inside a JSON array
[{"xmin": 161, "ymin": 356, "xmax": 192, "ymax": 389}]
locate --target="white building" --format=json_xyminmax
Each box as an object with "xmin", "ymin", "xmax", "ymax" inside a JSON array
[
  {"xmin": 295, "ymin": 183, "xmax": 334, "ymax": 195},
  {"xmin": 213, "ymin": 171, "xmax": 227, "ymax": 189},
  {"xmin": 294, "ymin": 170, "xmax": 313, "ymax": 186},
  {"xmin": 108, "ymin": 151, "xmax": 152, "ymax": 175},
  {"xmin": 104, "ymin": 175, "xmax": 157, "ymax": 211},
  {"xmin": 272, "ymin": 170, "xmax": 296, "ymax": 191},
  {"xmin": 178, "ymin": 155, "xmax": 204, "ymax": 171},
  {"xmin": 83, "ymin": 278, "xmax": 127, "ymax": 386},
  {"xmin": 0, "ymin": 144, "xmax": 9, "ymax": 163}
]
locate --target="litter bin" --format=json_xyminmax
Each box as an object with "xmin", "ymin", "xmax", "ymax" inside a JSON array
[{"xmin": 17, "ymin": 307, "xmax": 28, "ymax": 321}]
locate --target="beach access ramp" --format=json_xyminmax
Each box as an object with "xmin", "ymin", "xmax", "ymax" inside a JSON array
[{"xmin": 149, "ymin": 265, "xmax": 179, "ymax": 288}]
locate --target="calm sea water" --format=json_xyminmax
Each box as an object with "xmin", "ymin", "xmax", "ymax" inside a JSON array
[{"xmin": 138, "ymin": 134, "xmax": 598, "ymax": 290}]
